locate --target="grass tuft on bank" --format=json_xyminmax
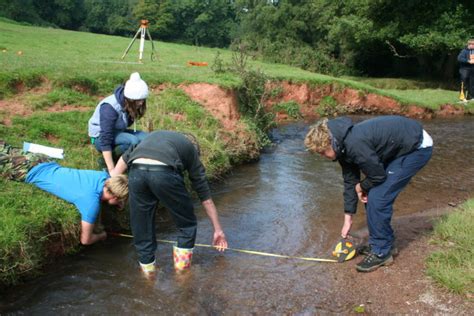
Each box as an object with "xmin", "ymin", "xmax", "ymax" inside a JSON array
[{"xmin": 426, "ymin": 199, "xmax": 474, "ymax": 296}]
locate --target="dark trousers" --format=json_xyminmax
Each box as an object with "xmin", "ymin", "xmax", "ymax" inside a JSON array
[
  {"xmin": 460, "ymin": 67, "xmax": 474, "ymax": 99},
  {"xmin": 366, "ymin": 147, "xmax": 433, "ymax": 256},
  {"xmin": 128, "ymin": 164, "xmax": 197, "ymax": 264}
]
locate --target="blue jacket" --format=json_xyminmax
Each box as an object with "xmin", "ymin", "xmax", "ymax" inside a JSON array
[
  {"xmin": 88, "ymin": 85, "xmax": 134, "ymax": 151},
  {"xmin": 457, "ymin": 47, "xmax": 474, "ymax": 68},
  {"xmin": 328, "ymin": 116, "xmax": 423, "ymax": 214}
]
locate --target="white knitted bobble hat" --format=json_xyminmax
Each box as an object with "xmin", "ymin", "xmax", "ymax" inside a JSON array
[{"xmin": 124, "ymin": 72, "xmax": 149, "ymax": 100}]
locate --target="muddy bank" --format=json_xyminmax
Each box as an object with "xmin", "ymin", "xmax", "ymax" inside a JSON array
[
  {"xmin": 1, "ymin": 80, "xmax": 470, "ymax": 128},
  {"xmin": 329, "ymin": 207, "xmax": 474, "ymax": 314},
  {"xmin": 264, "ymin": 81, "xmax": 469, "ymax": 121}
]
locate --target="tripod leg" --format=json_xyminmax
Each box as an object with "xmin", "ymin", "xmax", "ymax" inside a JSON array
[
  {"xmin": 121, "ymin": 29, "xmax": 141, "ymax": 60},
  {"xmin": 139, "ymin": 28, "xmax": 146, "ymax": 62},
  {"xmin": 146, "ymin": 29, "xmax": 157, "ymax": 61}
]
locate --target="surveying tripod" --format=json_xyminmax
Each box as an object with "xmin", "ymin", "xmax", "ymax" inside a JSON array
[{"xmin": 121, "ymin": 20, "xmax": 157, "ymax": 63}]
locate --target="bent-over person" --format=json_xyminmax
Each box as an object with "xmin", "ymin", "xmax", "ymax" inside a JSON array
[{"xmin": 110, "ymin": 130, "xmax": 227, "ymax": 276}]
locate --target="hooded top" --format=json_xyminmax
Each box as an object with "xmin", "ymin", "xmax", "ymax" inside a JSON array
[{"xmin": 328, "ymin": 115, "xmax": 423, "ymax": 214}]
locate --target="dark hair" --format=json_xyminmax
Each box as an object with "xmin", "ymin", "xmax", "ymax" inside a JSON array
[{"xmin": 124, "ymin": 98, "xmax": 147, "ymax": 121}]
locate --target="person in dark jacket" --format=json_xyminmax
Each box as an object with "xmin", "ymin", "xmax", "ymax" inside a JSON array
[
  {"xmin": 457, "ymin": 39, "xmax": 474, "ymax": 101},
  {"xmin": 88, "ymin": 72, "xmax": 149, "ymax": 173},
  {"xmin": 304, "ymin": 116, "xmax": 433, "ymax": 272},
  {"xmin": 110, "ymin": 130, "xmax": 227, "ymax": 277}
]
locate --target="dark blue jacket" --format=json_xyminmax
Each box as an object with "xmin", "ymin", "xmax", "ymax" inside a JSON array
[
  {"xmin": 328, "ymin": 116, "xmax": 423, "ymax": 214},
  {"xmin": 457, "ymin": 48, "xmax": 474, "ymax": 68}
]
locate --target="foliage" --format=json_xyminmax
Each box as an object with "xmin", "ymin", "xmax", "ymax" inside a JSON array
[
  {"xmin": 211, "ymin": 51, "xmax": 227, "ymax": 74},
  {"xmin": 2, "ymin": 1, "xmax": 474, "ymax": 78},
  {"xmin": 273, "ymin": 101, "xmax": 301, "ymax": 119},
  {"xmin": 316, "ymin": 95, "xmax": 346, "ymax": 117},
  {"xmin": 426, "ymin": 199, "xmax": 474, "ymax": 296}
]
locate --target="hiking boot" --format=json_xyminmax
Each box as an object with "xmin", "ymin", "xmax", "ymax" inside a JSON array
[
  {"xmin": 357, "ymin": 244, "xmax": 398, "ymax": 257},
  {"xmin": 356, "ymin": 252, "xmax": 393, "ymax": 272}
]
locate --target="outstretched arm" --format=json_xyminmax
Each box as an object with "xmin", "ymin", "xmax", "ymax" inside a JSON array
[
  {"xmin": 109, "ymin": 157, "xmax": 128, "ymax": 177},
  {"xmin": 102, "ymin": 151, "xmax": 115, "ymax": 173},
  {"xmin": 201, "ymin": 198, "xmax": 227, "ymax": 251},
  {"xmin": 80, "ymin": 221, "xmax": 107, "ymax": 245}
]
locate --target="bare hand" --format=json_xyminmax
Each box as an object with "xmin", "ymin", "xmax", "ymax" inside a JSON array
[
  {"xmin": 341, "ymin": 214, "xmax": 353, "ymax": 238},
  {"xmin": 213, "ymin": 230, "xmax": 228, "ymax": 252},
  {"xmin": 355, "ymin": 183, "xmax": 368, "ymax": 203}
]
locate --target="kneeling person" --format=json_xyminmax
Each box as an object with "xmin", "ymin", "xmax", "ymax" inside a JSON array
[
  {"xmin": 0, "ymin": 141, "xmax": 128, "ymax": 245},
  {"xmin": 111, "ymin": 131, "xmax": 228, "ymax": 275}
]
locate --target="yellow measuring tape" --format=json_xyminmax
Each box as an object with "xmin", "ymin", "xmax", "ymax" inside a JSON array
[{"xmin": 111, "ymin": 232, "xmax": 338, "ymax": 263}]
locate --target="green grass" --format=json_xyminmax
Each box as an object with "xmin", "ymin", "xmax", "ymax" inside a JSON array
[
  {"xmin": 0, "ymin": 87, "xmax": 258, "ymax": 286},
  {"xmin": 0, "ymin": 18, "xmax": 466, "ymax": 110},
  {"xmin": 0, "ymin": 181, "xmax": 80, "ymax": 286},
  {"xmin": 272, "ymin": 101, "xmax": 302, "ymax": 119},
  {"xmin": 426, "ymin": 199, "xmax": 474, "ymax": 296}
]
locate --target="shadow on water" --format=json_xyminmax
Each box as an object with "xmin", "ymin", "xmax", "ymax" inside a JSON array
[{"xmin": 1, "ymin": 116, "xmax": 473, "ymax": 314}]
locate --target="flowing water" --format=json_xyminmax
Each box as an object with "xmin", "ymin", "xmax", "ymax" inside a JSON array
[{"xmin": 1, "ymin": 117, "xmax": 473, "ymax": 314}]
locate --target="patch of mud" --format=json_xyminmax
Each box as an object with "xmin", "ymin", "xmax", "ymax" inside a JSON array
[
  {"xmin": 328, "ymin": 207, "xmax": 473, "ymax": 314},
  {"xmin": 0, "ymin": 82, "xmax": 90, "ymax": 125},
  {"xmin": 180, "ymin": 83, "xmax": 260, "ymax": 161},
  {"xmin": 437, "ymin": 104, "xmax": 466, "ymax": 116},
  {"xmin": 180, "ymin": 83, "xmax": 241, "ymax": 130},
  {"xmin": 265, "ymin": 81, "xmax": 462, "ymax": 123}
]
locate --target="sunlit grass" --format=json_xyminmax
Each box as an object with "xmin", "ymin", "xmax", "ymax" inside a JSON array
[{"xmin": 426, "ymin": 199, "xmax": 474, "ymax": 296}]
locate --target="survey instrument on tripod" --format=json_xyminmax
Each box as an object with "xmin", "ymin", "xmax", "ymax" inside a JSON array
[{"xmin": 121, "ymin": 19, "xmax": 157, "ymax": 63}]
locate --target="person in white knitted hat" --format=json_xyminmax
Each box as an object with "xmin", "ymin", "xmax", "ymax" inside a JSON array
[{"xmin": 88, "ymin": 72, "xmax": 149, "ymax": 172}]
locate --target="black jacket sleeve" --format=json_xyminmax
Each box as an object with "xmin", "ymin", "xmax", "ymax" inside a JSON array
[
  {"xmin": 339, "ymin": 160, "xmax": 360, "ymax": 214},
  {"xmin": 98, "ymin": 103, "xmax": 119, "ymax": 151}
]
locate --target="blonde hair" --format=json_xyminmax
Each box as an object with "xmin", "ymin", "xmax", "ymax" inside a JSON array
[
  {"xmin": 468, "ymin": 39, "xmax": 474, "ymax": 45},
  {"xmin": 304, "ymin": 118, "xmax": 332, "ymax": 153},
  {"xmin": 105, "ymin": 175, "xmax": 129, "ymax": 202}
]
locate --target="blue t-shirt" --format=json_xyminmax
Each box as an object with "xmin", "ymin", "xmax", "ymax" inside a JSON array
[{"xmin": 25, "ymin": 162, "xmax": 109, "ymax": 224}]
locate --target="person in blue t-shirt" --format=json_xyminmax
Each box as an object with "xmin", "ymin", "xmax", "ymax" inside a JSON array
[{"xmin": 1, "ymin": 141, "xmax": 129, "ymax": 245}]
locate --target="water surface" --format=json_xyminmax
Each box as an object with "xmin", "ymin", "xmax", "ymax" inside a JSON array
[{"xmin": 1, "ymin": 117, "xmax": 473, "ymax": 314}]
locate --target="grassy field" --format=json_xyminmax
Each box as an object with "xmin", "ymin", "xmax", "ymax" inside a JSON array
[
  {"xmin": 1, "ymin": 17, "xmax": 472, "ymax": 111},
  {"xmin": 0, "ymin": 18, "xmax": 473, "ymax": 287},
  {"xmin": 426, "ymin": 199, "xmax": 474, "ymax": 296}
]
